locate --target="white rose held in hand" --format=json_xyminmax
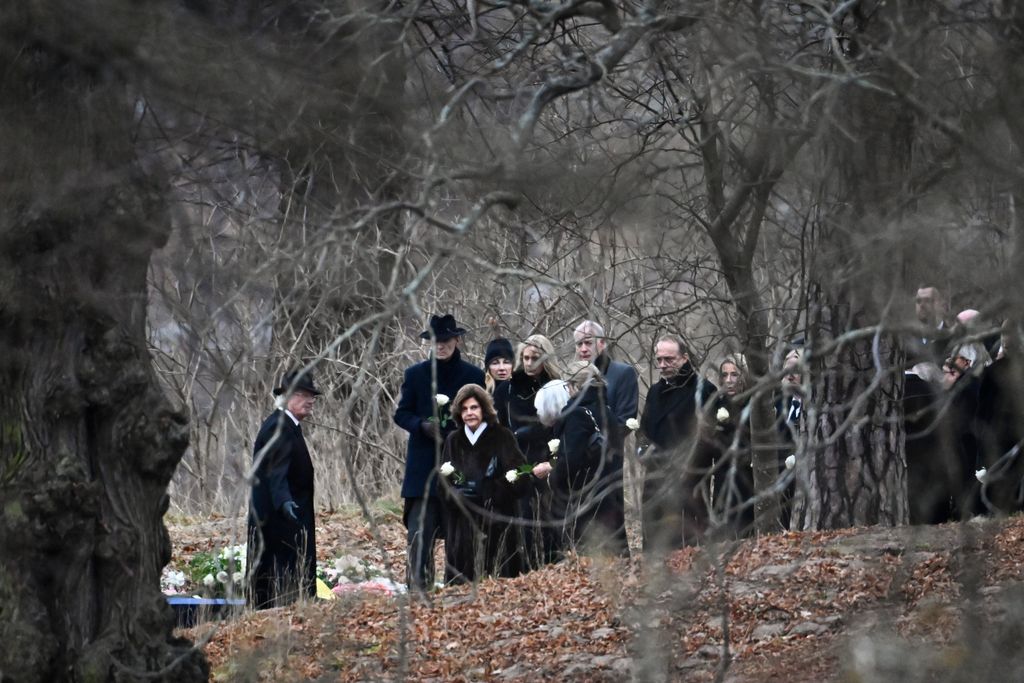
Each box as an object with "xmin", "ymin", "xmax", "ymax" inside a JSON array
[
  {"xmin": 440, "ymin": 461, "xmax": 455, "ymax": 477},
  {"xmin": 548, "ymin": 439, "xmax": 560, "ymax": 455},
  {"xmin": 435, "ymin": 394, "xmax": 450, "ymax": 407},
  {"xmin": 626, "ymin": 418, "xmax": 640, "ymax": 431},
  {"xmin": 505, "ymin": 470, "xmax": 518, "ymax": 483},
  {"xmin": 716, "ymin": 407, "xmax": 730, "ymax": 423},
  {"xmin": 785, "ymin": 454, "xmax": 796, "ymax": 470}
]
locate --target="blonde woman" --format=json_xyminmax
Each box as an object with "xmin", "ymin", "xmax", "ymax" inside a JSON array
[{"xmin": 493, "ymin": 334, "xmax": 561, "ymax": 567}]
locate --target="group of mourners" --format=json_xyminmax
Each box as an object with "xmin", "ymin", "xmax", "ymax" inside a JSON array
[
  {"xmin": 393, "ymin": 313, "xmax": 766, "ymax": 591},
  {"xmin": 244, "ymin": 285, "xmax": 1024, "ymax": 606}
]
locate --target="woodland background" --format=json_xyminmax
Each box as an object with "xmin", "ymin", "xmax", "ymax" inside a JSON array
[{"xmin": 4, "ymin": 1, "xmax": 1024, "ymax": 681}]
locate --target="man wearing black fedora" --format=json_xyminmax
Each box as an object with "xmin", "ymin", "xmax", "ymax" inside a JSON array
[
  {"xmin": 247, "ymin": 368, "xmax": 321, "ymax": 608},
  {"xmin": 394, "ymin": 314, "xmax": 484, "ymax": 591}
]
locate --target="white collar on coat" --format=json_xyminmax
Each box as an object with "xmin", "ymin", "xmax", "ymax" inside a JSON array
[
  {"xmin": 464, "ymin": 422, "xmax": 488, "ymax": 445},
  {"xmin": 284, "ymin": 409, "xmax": 300, "ymax": 426}
]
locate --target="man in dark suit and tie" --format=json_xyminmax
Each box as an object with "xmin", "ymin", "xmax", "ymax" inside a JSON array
[
  {"xmin": 638, "ymin": 335, "xmax": 717, "ymax": 551},
  {"xmin": 247, "ymin": 368, "xmax": 321, "ymax": 609}
]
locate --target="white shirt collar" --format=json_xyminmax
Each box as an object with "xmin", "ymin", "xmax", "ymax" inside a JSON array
[
  {"xmin": 284, "ymin": 409, "xmax": 300, "ymax": 426},
  {"xmin": 464, "ymin": 422, "xmax": 488, "ymax": 445}
]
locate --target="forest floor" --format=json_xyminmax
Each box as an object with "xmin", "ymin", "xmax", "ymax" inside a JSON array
[{"xmin": 169, "ymin": 507, "xmax": 1024, "ymax": 682}]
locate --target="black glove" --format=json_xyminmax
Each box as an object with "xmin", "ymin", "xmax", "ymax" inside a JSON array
[
  {"xmin": 420, "ymin": 420, "xmax": 442, "ymax": 442},
  {"xmin": 281, "ymin": 500, "xmax": 300, "ymax": 523}
]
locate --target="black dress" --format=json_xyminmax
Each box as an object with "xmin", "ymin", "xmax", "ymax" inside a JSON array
[{"xmin": 495, "ymin": 370, "xmax": 557, "ymax": 568}]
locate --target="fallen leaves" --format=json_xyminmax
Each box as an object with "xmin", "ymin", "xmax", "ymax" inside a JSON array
[{"xmin": 168, "ymin": 512, "xmax": 1024, "ymax": 681}]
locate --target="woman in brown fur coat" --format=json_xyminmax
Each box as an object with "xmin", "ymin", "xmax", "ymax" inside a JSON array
[{"xmin": 439, "ymin": 384, "xmax": 531, "ymax": 584}]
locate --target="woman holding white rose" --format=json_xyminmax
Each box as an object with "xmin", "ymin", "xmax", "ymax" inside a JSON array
[
  {"xmin": 438, "ymin": 383, "xmax": 532, "ymax": 584},
  {"xmin": 710, "ymin": 356, "xmax": 755, "ymax": 538},
  {"xmin": 494, "ymin": 334, "xmax": 562, "ymax": 569}
]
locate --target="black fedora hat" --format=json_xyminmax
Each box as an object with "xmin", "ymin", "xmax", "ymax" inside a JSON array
[
  {"xmin": 273, "ymin": 369, "xmax": 322, "ymax": 396},
  {"xmin": 419, "ymin": 314, "xmax": 468, "ymax": 342}
]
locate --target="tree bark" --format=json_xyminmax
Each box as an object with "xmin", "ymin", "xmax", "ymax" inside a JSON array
[{"xmin": 0, "ymin": 10, "xmax": 206, "ymax": 681}]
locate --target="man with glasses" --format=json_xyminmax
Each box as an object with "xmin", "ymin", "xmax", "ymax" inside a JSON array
[
  {"xmin": 247, "ymin": 368, "xmax": 322, "ymax": 608},
  {"xmin": 638, "ymin": 336, "xmax": 717, "ymax": 551}
]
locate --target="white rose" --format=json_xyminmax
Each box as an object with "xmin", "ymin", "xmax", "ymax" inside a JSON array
[
  {"xmin": 548, "ymin": 439, "xmax": 560, "ymax": 455},
  {"xmin": 435, "ymin": 394, "xmax": 450, "ymax": 407},
  {"xmin": 505, "ymin": 470, "xmax": 518, "ymax": 483},
  {"xmin": 716, "ymin": 407, "xmax": 730, "ymax": 423},
  {"xmin": 440, "ymin": 461, "xmax": 455, "ymax": 477},
  {"xmin": 976, "ymin": 468, "xmax": 988, "ymax": 483},
  {"xmin": 785, "ymin": 454, "xmax": 796, "ymax": 470},
  {"xmin": 202, "ymin": 573, "xmax": 215, "ymax": 587},
  {"xmin": 232, "ymin": 572, "xmax": 244, "ymax": 585},
  {"xmin": 216, "ymin": 571, "xmax": 229, "ymax": 585},
  {"xmin": 626, "ymin": 418, "xmax": 640, "ymax": 431}
]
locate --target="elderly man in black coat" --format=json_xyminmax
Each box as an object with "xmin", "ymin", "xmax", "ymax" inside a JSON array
[
  {"xmin": 638, "ymin": 336, "xmax": 717, "ymax": 552},
  {"xmin": 247, "ymin": 368, "xmax": 321, "ymax": 609},
  {"xmin": 394, "ymin": 314, "xmax": 485, "ymax": 591}
]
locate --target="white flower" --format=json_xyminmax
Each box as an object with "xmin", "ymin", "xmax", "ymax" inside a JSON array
[
  {"xmin": 435, "ymin": 394, "xmax": 450, "ymax": 407},
  {"xmin": 626, "ymin": 418, "xmax": 640, "ymax": 431},
  {"xmin": 505, "ymin": 470, "xmax": 518, "ymax": 483},
  {"xmin": 976, "ymin": 468, "xmax": 988, "ymax": 483},
  {"xmin": 440, "ymin": 461, "xmax": 455, "ymax": 477},
  {"xmin": 335, "ymin": 555, "xmax": 361, "ymax": 573},
  {"xmin": 232, "ymin": 572, "xmax": 244, "ymax": 585},
  {"xmin": 716, "ymin": 407, "xmax": 730, "ymax": 423},
  {"xmin": 216, "ymin": 571, "xmax": 229, "ymax": 585},
  {"xmin": 785, "ymin": 454, "xmax": 796, "ymax": 470},
  {"xmin": 548, "ymin": 439, "xmax": 560, "ymax": 455},
  {"xmin": 163, "ymin": 569, "xmax": 186, "ymax": 587},
  {"xmin": 202, "ymin": 573, "xmax": 215, "ymax": 587}
]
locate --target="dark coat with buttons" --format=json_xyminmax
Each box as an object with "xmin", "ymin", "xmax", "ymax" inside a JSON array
[{"xmin": 247, "ymin": 410, "xmax": 316, "ymax": 608}]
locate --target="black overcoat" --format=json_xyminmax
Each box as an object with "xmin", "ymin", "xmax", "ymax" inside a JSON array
[
  {"xmin": 247, "ymin": 410, "xmax": 316, "ymax": 608},
  {"xmin": 638, "ymin": 364, "xmax": 717, "ymax": 549},
  {"xmin": 551, "ymin": 386, "xmax": 629, "ymax": 556},
  {"xmin": 394, "ymin": 348, "xmax": 485, "ymax": 500},
  {"xmin": 494, "ymin": 369, "xmax": 555, "ymax": 464},
  {"xmin": 439, "ymin": 422, "xmax": 529, "ymax": 583}
]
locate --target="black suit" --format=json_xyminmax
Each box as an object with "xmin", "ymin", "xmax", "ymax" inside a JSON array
[
  {"xmin": 639, "ymin": 364, "xmax": 717, "ymax": 550},
  {"xmin": 247, "ymin": 410, "xmax": 316, "ymax": 608}
]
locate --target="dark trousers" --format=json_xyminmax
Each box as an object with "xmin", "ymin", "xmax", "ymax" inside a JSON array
[{"xmin": 403, "ymin": 496, "xmax": 444, "ymax": 591}]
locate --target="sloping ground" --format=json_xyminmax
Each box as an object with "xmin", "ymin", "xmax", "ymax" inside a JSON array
[{"xmin": 169, "ymin": 512, "xmax": 1024, "ymax": 681}]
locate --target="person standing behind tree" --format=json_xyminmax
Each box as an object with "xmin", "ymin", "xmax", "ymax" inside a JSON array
[
  {"xmin": 483, "ymin": 338, "xmax": 515, "ymax": 394},
  {"xmin": 573, "ymin": 320, "xmax": 637, "ymax": 555},
  {"xmin": 638, "ymin": 336, "xmax": 717, "ymax": 552},
  {"xmin": 494, "ymin": 334, "xmax": 561, "ymax": 568},
  {"xmin": 247, "ymin": 368, "xmax": 321, "ymax": 609},
  {"xmin": 711, "ymin": 356, "xmax": 755, "ymax": 538},
  {"xmin": 394, "ymin": 314, "xmax": 485, "ymax": 591}
]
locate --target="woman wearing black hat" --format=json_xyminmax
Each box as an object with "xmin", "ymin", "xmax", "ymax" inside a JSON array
[{"xmin": 484, "ymin": 338, "xmax": 515, "ymax": 394}]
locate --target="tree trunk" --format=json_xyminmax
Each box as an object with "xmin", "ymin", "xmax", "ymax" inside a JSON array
[
  {"xmin": 0, "ymin": 14, "xmax": 206, "ymax": 681},
  {"xmin": 794, "ymin": 295, "xmax": 907, "ymax": 528}
]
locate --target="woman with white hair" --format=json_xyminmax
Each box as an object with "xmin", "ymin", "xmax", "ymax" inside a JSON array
[{"xmin": 547, "ymin": 361, "xmax": 629, "ymax": 557}]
